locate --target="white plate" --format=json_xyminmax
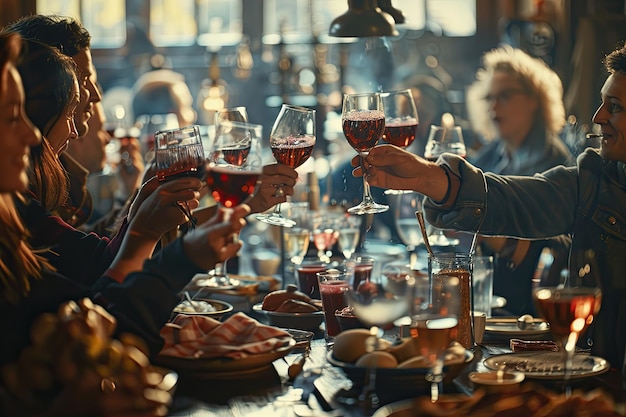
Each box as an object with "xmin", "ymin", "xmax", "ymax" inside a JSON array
[
  {"xmin": 484, "ymin": 351, "xmax": 610, "ymax": 380},
  {"xmin": 188, "ymin": 273, "xmax": 241, "ymax": 291},
  {"xmin": 484, "ymin": 317, "xmax": 551, "ymax": 338}
]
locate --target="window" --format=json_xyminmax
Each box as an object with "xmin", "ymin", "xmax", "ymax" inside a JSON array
[
  {"xmin": 37, "ymin": 0, "xmax": 126, "ymax": 48},
  {"xmin": 264, "ymin": 0, "xmax": 475, "ymax": 38},
  {"xmin": 149, "ymin": 0, "xmax": 197, "ymax": 46}
]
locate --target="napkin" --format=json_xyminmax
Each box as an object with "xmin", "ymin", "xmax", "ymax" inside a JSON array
[{"xmin": 159, "ymin": 312, "xmax": 292, "ymax": 359}]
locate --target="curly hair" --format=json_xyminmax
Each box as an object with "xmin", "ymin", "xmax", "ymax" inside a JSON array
[
  {"xmin": 604, "ymin": 42, "xmax": 626, "ymax": 74},
  {"xmin": 465, "ymin": 45, "xmax": 565, "ymax": 142}
]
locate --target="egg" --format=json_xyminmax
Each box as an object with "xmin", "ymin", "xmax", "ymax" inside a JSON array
[{"xmin": 355, "ymin": 351, "xmax": 398, "ymax": 368}]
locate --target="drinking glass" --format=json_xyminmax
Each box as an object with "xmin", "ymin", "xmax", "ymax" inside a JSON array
[
  {"xmin": 422, "ymin": 123, "xmax": 465, "ymax": 247},
  {"xmin": 389, "ymin": 191, "xmax": 425, "ymax": 260},
  {"xmin": 296, "ymin": 259, "xmax": 328, "ymax": 299},
  {"xmin": 345, "ymin": 261, "xmax": 414, "ymax": 410},
  {"xmin": 428, "ymin": 253, "xmax": 473, "ymax": 349},
  {"xmin": 215, "ymin": 106, "xmax": 248, "ymax": 126},
  {"xmin": 283, "ymin": 226, "xmax": 310, "ymax": 266},
  {"xmin": 411, "ymin": 272, "xmax": 461, "ymax": 403},
  {"xmin": 336, "ymin": 213, "xmax": 362, "ymax": 260},
  {"xmin": 256, "ymin": 104, "xmax": 316, "ymax": 227},
  {"xmin": 341, "ymin": 92, "xmax": 388, "ymax": 215},
  {"xmin": 423, "ymin": 123, "xmax": 467, "ymax": 161},
  {"xmin": 532, "ymin": 249, "xmax": 602, "ymax": 397},
  {"xmin": 310, "ymin": 211, "xmax": 340, "ymax": 263},
  {"xmin": 317, "ymin": 269, "xmax": 350, "ymax": 341},
  {"xmin": 155, "ymin": 125, "xmax": 205, "ymax": 230},
  {"xmin": 206, "ymin": 122, "xmax": 263, "ymax": 287},
  {"xmin": 380, "ymin": 89, "xmax": 419, "ymax": 195},
  {"xmin": 348, "ymin": 253, "xmax": 376, "ymax": 291}
]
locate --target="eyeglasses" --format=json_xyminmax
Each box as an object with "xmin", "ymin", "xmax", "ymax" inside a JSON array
[{"xmin": 483, "ymin": 88, "xmax": 528, "ymax": 104}]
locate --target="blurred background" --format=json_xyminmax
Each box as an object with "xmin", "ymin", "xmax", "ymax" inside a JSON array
[{"xmin": 1, "ymin": 0, "xmax": 624, "ymax": 168}]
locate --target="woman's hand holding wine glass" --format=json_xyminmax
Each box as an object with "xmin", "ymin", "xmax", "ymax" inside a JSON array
[
  {"xmin": 205, "ymin": 121, "xmax": 263, "ymax": 287},
  {"xmin": 154, "ymin": 125, "xmax": 206, "ymax": 230},
  {"xmin": 256, "ymin": 104, "xmax": 316, "ymax": 227}
]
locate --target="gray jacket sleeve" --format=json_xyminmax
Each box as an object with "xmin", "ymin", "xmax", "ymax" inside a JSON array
[{"xmin": 423, "ymin": 153, "xmax": 580, "ymax": 239}]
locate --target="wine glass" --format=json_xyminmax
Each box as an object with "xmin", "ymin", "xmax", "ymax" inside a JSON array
[
  {"xmin": 336, "ymin": 213, "xmax": 362, "ymax": 260},
  {"xmin": 256, "ymin": 104, "xmax": 316, "ymax": 227},
  {"xmin": 411, "ymin": 272, "xmax": 462, "ymax": 403},
  {"xmin": 215, "ymin": 106, "xmax": 248, "ymax": 126},
  {"xmin": 206, "ymin": 121, "xmax": 263, "ymax": 287},
  {"xmin": 345, "ymin": 261, "xmax": 414, "ymax": 411},
  {"xmin": 380, "ymin": 89, "xmax": 419, "ymax": 195},
  {"xmin": 422, "ymin": 121, "xmax": 465, "ymax": 247},
  {"xmin": 532, "ymin": 249, "xmax": 602, "ymax": 397},
  {"xmin": 310, "ymin": 210, "xmax": 340, "ymax": 263},
  {"xmin": 154, "ymin": 125, "xmax": 205, "ymax": 231},
  {"xmin": 342, "ymin": 92, "xmax": 388, "ymax": 215},
  {"xmin": 389, "ymin": 191, "xmax": 425, "ymax": 261}
]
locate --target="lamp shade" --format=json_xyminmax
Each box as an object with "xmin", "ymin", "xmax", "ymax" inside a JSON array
[
  {"xmin": 377, "ymin": 0, "xmax": 405, "ymax": 24},
  {"xmin": 329, "ymin": 0, "xmax": 399, "ymax": 38}
]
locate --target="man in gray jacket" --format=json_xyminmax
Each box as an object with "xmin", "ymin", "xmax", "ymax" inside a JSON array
[{"xmin": 355, "ymin": 41, "xmax": 626, "ymax": 380}]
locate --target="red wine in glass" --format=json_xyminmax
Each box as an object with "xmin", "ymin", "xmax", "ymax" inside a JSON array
[
  {"xmin": 271, "ymin": 136, "xmax": 315, "ymax": 168},
  {"xmin": 319, "ymin": 279, "xmax": 349, "ymax": 337},
  {"xmin": 382, "ymin": 121, "xmax": 418, "ymax": 147},
  {"xmin": 256, "ymin": 104, "xmax": 316, "ymax": 228},
  {"xmin": 221, "ymin": 145, "xmax": 251, "ymax": 166},
  {"xmin": 533, "ymin": 286, "xmax": 602, "ymax": 395},
  {"xmin": 157, "ymin": 161, "xmax": 206, "ymax": 182},
  {"xmin": 341, "ymin": 92, "xmax": 388, "ymax": 215},
  {"xmin": 206, "ymin": 167, "xmax": 259, "ymax": 208},
  {"xmin": 342, "ymin": 115, "xmax": 385, "ymax": 152}
]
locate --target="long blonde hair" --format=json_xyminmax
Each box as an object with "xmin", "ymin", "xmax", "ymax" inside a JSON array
[{"xmin": 466, "ymin": 45, "xmax": 566, "ymax": 142}]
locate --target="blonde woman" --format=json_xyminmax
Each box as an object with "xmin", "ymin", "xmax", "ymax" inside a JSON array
[
  {"xmin": 467, "ymin": 45, "xmax": 574, "ymax": 174},
  {"xmin": 462, "ymin": 46, "xmax": 574, "ymax": 315}
]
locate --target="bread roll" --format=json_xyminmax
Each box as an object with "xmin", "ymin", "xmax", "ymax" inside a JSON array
[
  {"xmin": 275, "ymin": 299, "xmax": 319, "ymax": 313},
  {"xmin": 261, "ymin": 284, "xmax": 311, "ymax": 311}
]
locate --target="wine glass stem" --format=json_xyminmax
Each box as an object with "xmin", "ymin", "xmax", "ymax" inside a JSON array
[
  {"xmin": 360, "ymin": 153, "xmax": 375, "ymax": 205},
  {"xmin": 214, "ymin": 259, "xmax": 229, "ymax": 278},
  {"xmin": 563, "ymin": 334, "xmax": 576, "ymax": 397},
  {"xmin": 428, "ymin": 359, "xmax": 444, "ymax": 403}
]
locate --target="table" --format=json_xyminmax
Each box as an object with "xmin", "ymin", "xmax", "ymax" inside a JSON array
[{"xmin": 166, "ymin": 330, "xmax": 626, "ymax": 417}]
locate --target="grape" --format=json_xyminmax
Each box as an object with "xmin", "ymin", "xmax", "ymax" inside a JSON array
[{"xmin": 0, "ymin": 298, "xmax": 159, "ymax": 414}]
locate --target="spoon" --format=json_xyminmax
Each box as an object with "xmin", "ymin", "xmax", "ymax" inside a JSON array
[
  {"xmin": 517, "ymin": 314, "xmax": 534, "ymax": 330},
  {"xmin": 184, "ymin": 291, "xmax": 199, "ymax": 312}
]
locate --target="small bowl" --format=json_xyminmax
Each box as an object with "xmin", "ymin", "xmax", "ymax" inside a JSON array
[
  {"xmin": 253, "ymin": 303, "xmax": 324, "ymax": 332},
  {"xmin": 172, "ymin": 298, "xmax": 233, "ymax": 321},
  {"xmin": 468, "ymin": 370, "xmax": 525, "ymax": 393}
]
